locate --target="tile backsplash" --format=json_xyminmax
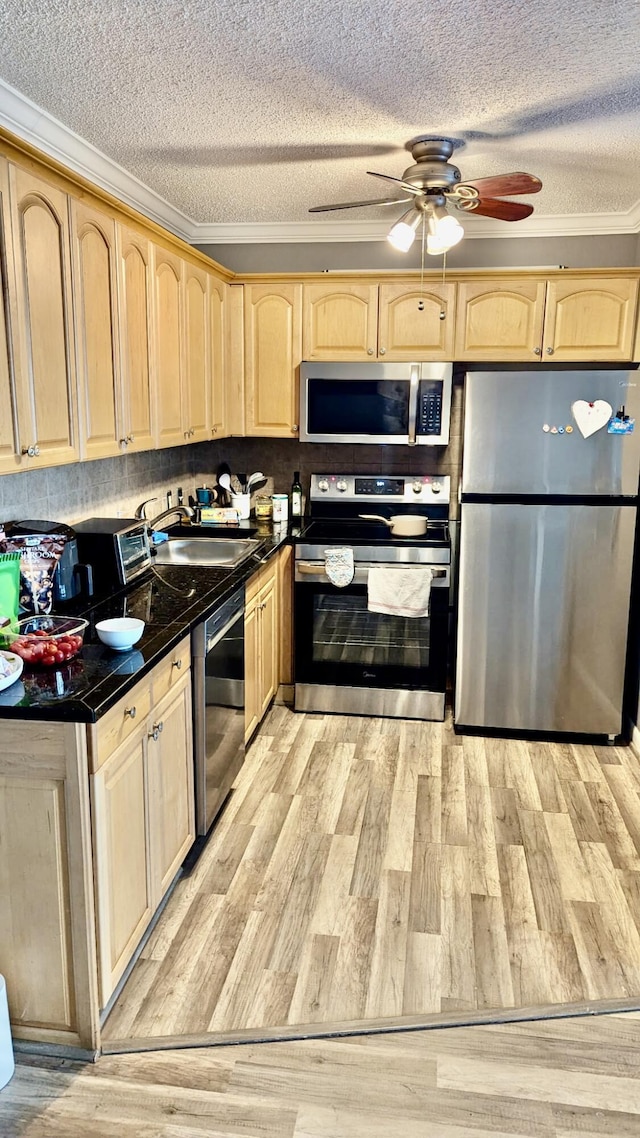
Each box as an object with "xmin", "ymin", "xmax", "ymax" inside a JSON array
[{"xmin": 0, "ymin": 381, "xmax": 463, "ymax": 525}]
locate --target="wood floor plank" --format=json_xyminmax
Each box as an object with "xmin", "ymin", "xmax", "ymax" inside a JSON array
[
  {"xmin": 441, "ymin": 746, "xmax": 468, "ymax": 846},
  {"xmin": 518, "ymin": 809, "xmax": 569, "ymax": 933},
  {"xmin": 364, "ymin": 868, "xmax": 411, "ymax": 1018},
  {"xmin": 440, "ymin": 844, "xmax": 475, "ymax": 1007},
  {"xmin": 490, "ymin": 786, "xmax": 523, "ymax": 846}
]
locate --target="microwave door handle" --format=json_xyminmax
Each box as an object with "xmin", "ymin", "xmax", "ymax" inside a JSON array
[{"xmin": 408, "ymin": 364, "xmax": 420, "ymax": 446}]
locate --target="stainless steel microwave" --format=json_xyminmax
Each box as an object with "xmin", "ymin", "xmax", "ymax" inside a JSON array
[{"xmin": 299, "ymin": 361, "xmax": 453, "ymax": 446}]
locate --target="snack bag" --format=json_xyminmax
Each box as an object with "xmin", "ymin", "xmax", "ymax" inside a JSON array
[{"xmin": 1, "ymin": 533, "xmax": 67, "ymax": 615}]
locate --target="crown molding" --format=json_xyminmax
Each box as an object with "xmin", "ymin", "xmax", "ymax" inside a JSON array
[
  {"xmin": 0, "ymin": 78, "xmax": 194, "ymax": 241},
  {"xmin": 2, "ymin": 77, "xmax": 640, "ymax": 248}
]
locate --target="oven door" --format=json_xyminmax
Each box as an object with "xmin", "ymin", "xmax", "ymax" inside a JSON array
[{"xmin": 295, "ymin": 562, "xmax": 449, "ymax": 709}]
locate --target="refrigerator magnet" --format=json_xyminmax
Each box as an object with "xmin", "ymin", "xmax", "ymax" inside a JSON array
[
  {"xmin": 608, "ymin": 417, "xmax": 635, "ymax": 434},
  {"xmin": 571, "ymin": 399, "xmax": 613, "ymax": 439}
]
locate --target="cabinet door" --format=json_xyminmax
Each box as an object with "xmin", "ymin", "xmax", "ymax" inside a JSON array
[
  {"xmin": 184, "ymin": 262, "xmax": 209, "ymax": 442},
  {"xmin": 116, "ymin": 224, "xmax": 154, "ymax": 452},
  {"xmin": 244, "ymin": 596, "xmax": 260, "ymax": 742},
  {"xmin": 259, "ymin": 574, "xmax": 277, "ymax": 718},
  {"xmin": 147, "ymin": 674, "xmax": 195, "ymax": 900},
  {"xmin": 151, "ymin": 245, "xmax": 184, "ymax": 448},
  {"xmin": 543, "ymin": 277, "xmax": 639, "ymax": 361},
  {"xmin": 91, "ymin": 730, "xmax": 152, "ymax": 1007},
  {"xmin": 303, "ymin": 283, "xmax": 378, "ymax": 359},
  {"xmin": 454, "ymin": 279, "xmax": 546, "ymax": 361},
  {"xmin": 0, "ymin": 160, "xmax": 20, "ymax": 473},
  {"xmin": 378, "ymin": 283, "xmax": 456, "ymax": 359},
  {"xmin": 244, "ymin": 283, "xmax": 301, "ymax": 437},
  {"xmin": 9, "ymin": 165, "xmax": 79, "ymax": 466},
  {"xmin": 209, "ymin": 275, "xmax": 227, "ymax": 438},
  {"xmin": 71, "ymin": 199, "xmax": 122, "ymax": 460}
]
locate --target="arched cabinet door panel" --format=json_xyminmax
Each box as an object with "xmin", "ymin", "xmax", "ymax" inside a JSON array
[
  {"xmin": 116, "ymin": 225, "xmax": 154, "ymax": 453},
  {"xmin": 454, "ymin": 280, "xmax": 546, "ymax": 361},
  {"xmin": 9, "ymin": 165, "xmax": 79, "ymax": 467},
  {"xmin": 544, "ymin": 278, "xmax": 639, "ymax": 361},
  {"xmin": 303, "ymin": 283, "xmax": 377, "ymax": 360},
  {"xmin": 244, "ymin": 283, "xmax": 301, "ymax": 436},
  {"xmin": 151, "ymin": 245, "xmax": 184, "ymax": 449}
]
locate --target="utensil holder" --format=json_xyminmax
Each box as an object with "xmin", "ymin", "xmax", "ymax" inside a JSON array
[{"xmin": 230, "ymin": 493, "xmax": 251, "ymax": 520}]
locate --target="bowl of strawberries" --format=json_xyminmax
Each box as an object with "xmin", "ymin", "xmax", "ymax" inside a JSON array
[{"xmin": 4, "ymin": 615, "xmax": 89, "ymax": 669}]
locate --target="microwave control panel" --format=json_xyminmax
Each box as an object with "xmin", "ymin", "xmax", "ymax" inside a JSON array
[{"xmin": 417, "ymin": 380, "xmax": 443, "ymax": 436}]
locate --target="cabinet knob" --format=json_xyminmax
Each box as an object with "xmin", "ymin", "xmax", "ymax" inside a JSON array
[
  {"xmin": 149, "ymin": 721, "xmax": 164, "ymax": 741},
  {"xmin": 21, "ymin": 444, "xmax": 39, "ymax": 457},
  {"xmin": 33, "ymin": 444, "xmax": 40, "ymax": 456},
  {"xmin": 172, "ymin": 658, "xmax": 183, "ymax": 670},
  {"xmin": 367, "ymin": 348, "xmax": 374, "ymax": 355},
  {"xmin": 379, "ymin": 347, "xmax": 386, "ymax": 355},
  {"xmin": 533, "ymin": 346, "xmax": 542, "ymax": 355},
  {"xmin": 119, "ymin": 438, "xmax": 129, "ymax": 446},
  {"xmin": 212, "ymin": 426, "xmax": 217, "ymax": 434},
  {"xmin": 291, "ymin": 425, "xmax": 299, "ymax": 434},
  {"xmin": 545, "ymin": 346, "xmax": 554, "ymax": 355},
  {"xmin": 124, "ymin": 706, "xmax": 136, "ymax": 720},
  {"xmin": 127, "ymin": 434, "xmax": 134, "ymax": 443}
]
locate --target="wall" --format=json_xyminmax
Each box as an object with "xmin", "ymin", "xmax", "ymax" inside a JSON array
[{"xmin": 197, "ymin": 234, "xmax": 640, "ymax": 275}]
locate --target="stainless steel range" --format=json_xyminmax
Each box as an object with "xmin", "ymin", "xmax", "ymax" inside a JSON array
[{"xmin": 294, "ymin": 474, "xmax": 451, "ymax": 720}]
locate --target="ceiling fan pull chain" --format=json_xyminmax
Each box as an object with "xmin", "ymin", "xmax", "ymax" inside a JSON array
[
  {"xmin": 440, "ymin": 253, "xmax": 447, "ymax": 319},
  {"xmin": 417, "ymin": 221, "xmax": 426, "ymax": 312}
]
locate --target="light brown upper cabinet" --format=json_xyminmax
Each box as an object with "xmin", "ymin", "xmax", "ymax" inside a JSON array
[
  {"xmin": 455, "ymin": 277, "xmax": 639, "ymax": 362},
  {"xmin": 244, "ymin": 282, "xmax": 302, "ymax": 437},
  {"xmin": 115, "ymin": 224, "xmax": 154, "ymax": 453},
  {"xmin": 454, "ymin": 279, "xmax": 546, "ymax": 361},
  {"xmin": 303, "ymin": 281, "xmax": 457, "ymax": 361},
  {"xmin": 378, "ymin": 282, "xmax": 456, "ymax": 360},
  {"xmin": 151, "ymin": 245, "xmax": 185, "ymax": 449},
  {"xmin": 303, "ymin": 282, "xmax": 378, "ymax": 360},
  {"xmin": 183, "ymin": 262, "xmax": 209, "ymax": 442},
  {"xmin": 0, "ymin": 160, "xmax": 20, "ymax": 474},
  {"xmin": 70, "ymin": 200, "xmax": 122, "ymax": 460},
  {"xmin": 209, "ymin": 274, "xmax": 227, "ymax": 438},
  {"xmin": 543, "ymin": 278, "xmax": 638, "ymax": 361},
  {"xmin": 8, "ymin": 165, "xmax": 79, "ymax": 467}
]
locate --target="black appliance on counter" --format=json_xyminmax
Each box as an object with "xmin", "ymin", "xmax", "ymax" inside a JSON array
[
  {"xmin": 74, "ymin": 517, "xmax": 152, "ymax": 598},
  {"xmin": 6, "ymin": 519, "xmax": 94, "ymax": 605},
  {"xmin": 294, "ymin": 474, "xmax": 452, "ymax": 721}
]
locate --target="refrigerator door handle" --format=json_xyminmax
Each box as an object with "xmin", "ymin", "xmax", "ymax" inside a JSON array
[{"xmin": 408, "ymin": 363, "xmax": 420, "ymax": 446}]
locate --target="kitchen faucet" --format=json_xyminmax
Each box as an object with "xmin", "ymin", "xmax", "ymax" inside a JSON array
[
  {"xmin": 135, "ymin": 496, "xmax": 160, "ymax": 520},
  {"xmin": 147, "ymin": 505, "xmax": 195, "ymax": 531}
]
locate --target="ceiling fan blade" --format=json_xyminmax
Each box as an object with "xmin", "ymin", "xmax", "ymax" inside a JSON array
[
  {"xmin": 467, "ymin": 197, "xmax": 535, "ymax": 221},
  {"xmin": 460, "ymin": 172, "xmax": 542, "ymax": 197},
  {"xmin": 309, "ymin": 196, "xmax": 413, "ymax": 213},
  {"xmin": 367, "ymin": 171, "xmax": 424, "ymax": 196}
]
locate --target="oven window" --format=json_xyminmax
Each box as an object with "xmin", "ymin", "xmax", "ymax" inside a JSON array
[{"xmin": 312, "ymin": 592, "xmax": 430, "ymax": 668}]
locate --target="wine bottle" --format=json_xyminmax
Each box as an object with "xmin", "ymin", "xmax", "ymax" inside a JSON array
[{"xmin": 291, "ymin": 471, "xmax": 303, "ymax": 517}]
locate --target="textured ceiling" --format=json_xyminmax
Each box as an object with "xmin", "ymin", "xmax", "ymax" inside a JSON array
[{"xmin": 0, "ymin": 0, "xmax": 640, "ymax": 233}]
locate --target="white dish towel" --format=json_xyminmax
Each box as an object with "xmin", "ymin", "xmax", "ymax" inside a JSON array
[
  {"xmin": 324, "ymin": 547, "xmax": 355, "ymax": 588},
  {"xmin": 367, "ymin": 566, "xmax": 433, "ymax": 617}
]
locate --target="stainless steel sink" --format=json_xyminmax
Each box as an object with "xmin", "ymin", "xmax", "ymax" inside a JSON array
[{"xmin": 154, "ymin": 537, "xmax": 261, "ymax": 568}]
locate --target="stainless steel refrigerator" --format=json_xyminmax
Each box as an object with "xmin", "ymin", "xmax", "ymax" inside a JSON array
[{"xmin": 455, "ymin": 369, "xmax": 640, "ymax": 737}]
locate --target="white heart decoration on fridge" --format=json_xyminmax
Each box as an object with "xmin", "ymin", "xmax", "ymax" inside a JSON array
[{"xmin": 571, "ymin": 399, "xmax": 613, "ymax": 439}]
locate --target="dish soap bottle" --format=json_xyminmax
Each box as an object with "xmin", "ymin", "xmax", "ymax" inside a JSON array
[{"xmin": 291, "ymin": 471, "xmax": 303, "ymax": 518}]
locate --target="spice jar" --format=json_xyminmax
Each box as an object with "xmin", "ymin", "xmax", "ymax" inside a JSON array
[{"xmin": 255, "ymin": 495, "xmax": 272, "ymax": 520}]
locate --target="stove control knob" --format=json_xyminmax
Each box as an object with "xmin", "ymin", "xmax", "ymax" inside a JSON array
[
  {"xmin": 411, "ymin": 480, "xmax": 423, "ymax": 494},
  {"xmin": 431, "ymin": 481, "xmax": 442, "ymax": 494},
  {"xmin": 318, "ymin": 478, "xmax": 329, "ymax": 492},
  {"xmin": 336, "ymin": 479, "xmax": 348, "ymax": 492}
]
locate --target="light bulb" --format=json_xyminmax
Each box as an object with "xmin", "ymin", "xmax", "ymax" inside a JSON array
[
  {"xmin": 387, "ymin": 208, "xmax": 423, "ymax": 252},
  {"xmin": 426, "ymin": 212, "xmax": 464, "ymax": 255}
]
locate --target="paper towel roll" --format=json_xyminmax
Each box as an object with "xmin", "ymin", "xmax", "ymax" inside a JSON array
[{"xmin": 0, "ymin": 975, "xmax": 14, "ymax": 1089}]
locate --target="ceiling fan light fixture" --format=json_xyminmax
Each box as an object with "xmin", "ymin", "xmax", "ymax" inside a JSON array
[
  {"xmin": 386, "ymin": 208, "xmax": 423, "ymax": 252},
  {"xmin": 426, "ymin": 208, "xmax": 464, "ymax": 255}
]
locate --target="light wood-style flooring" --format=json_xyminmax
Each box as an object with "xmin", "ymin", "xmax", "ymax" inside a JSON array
[
  {"xmin": 9, "ymin": 1012, "xmax": 640, "ymax": 1136},
  {"xmin": 102, "ymin": 707, "xmax": 640, "ymax": 1045}
]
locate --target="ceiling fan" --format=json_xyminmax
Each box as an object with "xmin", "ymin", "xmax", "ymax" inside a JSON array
[{"xmin": 309, "ymin": 136, "xmax": 542, "ymax": 253}]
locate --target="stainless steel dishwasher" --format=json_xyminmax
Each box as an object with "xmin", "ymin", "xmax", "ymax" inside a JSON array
[{"xmin": 192, "ymin": 586, "xmax": 245, "ymax": 836}]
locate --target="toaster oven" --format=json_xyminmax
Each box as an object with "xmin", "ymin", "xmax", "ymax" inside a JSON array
[{"xmin": 74, "ymin": 518, "xmax": 152, "ymax": 597}]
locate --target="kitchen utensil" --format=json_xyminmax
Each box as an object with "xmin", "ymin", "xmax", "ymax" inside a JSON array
[
  {"xmin": 218, "ymin": 473, "xmax": 232, "ymax": 492},
  {"xmin": 95, "ymin": 617, "xmax": 145, "ymax": 651},
  {"xmin": 359, "ymin": 513, "xmax": 428, "ymax": 536},
  {"xmin": 247, "ymin": 471, "xmax": 266, "ymax": 491},
  {"xmin": 2, "ymin": 615, "xmax": 89, "ymax": 668}
]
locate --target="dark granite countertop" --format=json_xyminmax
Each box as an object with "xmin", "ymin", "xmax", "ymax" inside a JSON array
[{"xmin": 0, "ymin": 521, "xmax": 294, "ymax": 724}]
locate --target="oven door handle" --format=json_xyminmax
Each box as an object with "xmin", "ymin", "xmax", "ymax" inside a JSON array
[{"xmin": 296, "ymin": 561, "xmax": 449, "ymax": 586}]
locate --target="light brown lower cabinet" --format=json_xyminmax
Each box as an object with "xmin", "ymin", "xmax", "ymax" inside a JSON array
[
  {"xmin": 245, "ymin": 556, "xmax": 277, "ymax": 741},
  {"xmin": 91, "ymin": 668, "xmax": 194, "ymax": 1008}
]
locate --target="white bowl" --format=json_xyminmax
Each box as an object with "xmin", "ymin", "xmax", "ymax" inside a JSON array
[{"xmin": 96, "ymin": 617, "xmax": 145, "ymax": 652}]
